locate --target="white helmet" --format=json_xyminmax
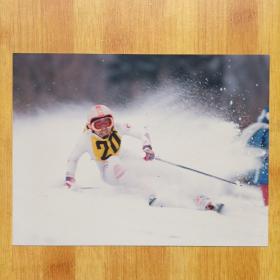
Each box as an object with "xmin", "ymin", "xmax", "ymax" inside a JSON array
[{"xmin": 87, "ymin": 104, "xmax": 114, "ymax": 125}]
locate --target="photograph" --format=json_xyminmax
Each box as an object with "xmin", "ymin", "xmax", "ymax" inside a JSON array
[{"xmin": 13, "ymin": 54, "xmax": 269, "ymax": 246}]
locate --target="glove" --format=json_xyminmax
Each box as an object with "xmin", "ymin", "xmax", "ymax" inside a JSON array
[
  {"xmin": 65, "ymin": 176, "xmax": 75, "ymax": 188},
  {"xmin": 143, "ymin": 145, "xmax": 155, "ymax": 161}
]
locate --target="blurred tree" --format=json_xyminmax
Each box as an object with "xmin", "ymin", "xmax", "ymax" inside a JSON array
[
  {"xmin": 13, "ymin": 54, "xmax": 269, "ymax": 128},
  {"xmin": 223, "ymin": 55, "xmax": 269, "ymax": 127}
]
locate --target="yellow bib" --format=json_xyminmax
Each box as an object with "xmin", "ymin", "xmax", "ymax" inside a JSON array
[{"xmin": 91, "ymin": 130, "xmax": 122, "ymax": 161}]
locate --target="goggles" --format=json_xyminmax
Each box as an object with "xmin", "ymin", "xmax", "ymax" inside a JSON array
[{"xmin": 90, "ymin": 116, "xmax": 113, "ymax": 130}]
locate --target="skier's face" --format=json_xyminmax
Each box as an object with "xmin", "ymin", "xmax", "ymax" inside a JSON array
[
  {"xmin": 95, "ymin": 127, "xmax": 112, "ymax": 138},
  {"xmin": 90, "ymin": 116, "xmax": 113, "ymax": 138}
]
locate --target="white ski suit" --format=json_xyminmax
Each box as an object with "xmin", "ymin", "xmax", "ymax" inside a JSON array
[{"xmin": 66, "ymin": 122, "xmax": 152, "ymax": 185}]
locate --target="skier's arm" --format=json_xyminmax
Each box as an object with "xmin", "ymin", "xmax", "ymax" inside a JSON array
[
  {"xmin": 116, "ymin": 122, "xmax": 155, "ymax": 160},
  {"xmin": 65, "ymin": 133, "xmax": 88, "ymax": 187}
]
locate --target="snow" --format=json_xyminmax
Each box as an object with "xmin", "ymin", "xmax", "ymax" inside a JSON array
[{"xmin": 13, "ymin": 95, "xmax": 268, "ymax": 246}]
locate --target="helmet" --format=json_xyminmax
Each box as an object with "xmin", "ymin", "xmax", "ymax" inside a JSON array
[
  {"xmin": 87, "ymin": 105, "xmax": 114, "ymax": 137},
  {"xmin": 87, "ymin": 104, "xmax": 114, "ymax": 124}
]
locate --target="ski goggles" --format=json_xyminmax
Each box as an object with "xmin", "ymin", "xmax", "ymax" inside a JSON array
[{"xmin": 90, "ymin": 116, "xmax": 113, "ymax": 130}]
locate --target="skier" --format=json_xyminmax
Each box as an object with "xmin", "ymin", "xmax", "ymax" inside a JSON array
[
  {"xmin": 242, "ymin": 107, "xmax": 269, "ymax": 206},
  {"xmin": 65, "ymin": 104, "xmax": 223, "ymax": 212}
]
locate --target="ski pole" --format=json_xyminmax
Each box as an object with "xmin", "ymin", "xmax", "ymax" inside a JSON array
[{"xmin": 155, "ymin": 157, "xmax": 242, "ymax": 186}]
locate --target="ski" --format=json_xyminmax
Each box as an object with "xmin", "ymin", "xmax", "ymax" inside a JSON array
[{"xmin": 213, "ymin": 203, "xmax": 224, "ymax": 213}]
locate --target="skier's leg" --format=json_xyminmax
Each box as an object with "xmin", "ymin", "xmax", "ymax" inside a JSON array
[
  {"xmin": 147, "ymin": 186, "xmax": 194, "ymax": 209},
  {"xmin": 101, "ymin": 158, "xmax": 224, "ymax": 212},
  {"xmin": 102, "ymin": 156, "xmax": 128, "ymax": 186},
  {"xmin": 101, "ymin": 156, "xmax": 158, "ymax": 201},
  {"xmin": 149, "ymin": 192, "xmax": 224, "ymax": 212}
]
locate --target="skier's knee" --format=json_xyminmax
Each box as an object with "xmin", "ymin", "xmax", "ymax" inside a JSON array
[
  {"xmin": 113, "ymin": 164, "xmax": 126, "ymax": 182},
  {"xmin": 103, "ymin": 161, "xmax": 127, "ymax": 185}
]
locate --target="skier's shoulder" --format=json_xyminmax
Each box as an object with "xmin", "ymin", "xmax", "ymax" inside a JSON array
[
  {"xmin": 115, "ymin": 121, "xmax": 149, "ymax": 131},
  {"xmin": 114, "ymin": 121, "xmax": 133, "ymax": 132}
]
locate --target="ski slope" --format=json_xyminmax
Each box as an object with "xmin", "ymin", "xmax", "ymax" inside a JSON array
[{"xmin": 13, "ymin": 96, "xmax": 268, "ymax": 246}]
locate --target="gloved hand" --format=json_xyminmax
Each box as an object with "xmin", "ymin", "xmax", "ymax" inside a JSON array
[
  {"xmin": 143, "ymin": 145, "xmax": 155, "ymax": 161},
  {"xmin": 65, "ymin": 176, "xmax": 75, "ymax": 188}
]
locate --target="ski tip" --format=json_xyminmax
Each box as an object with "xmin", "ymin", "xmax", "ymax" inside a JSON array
[{"xmin": 148, "ymin": 196, "xmax": 157, "ymax": 206}]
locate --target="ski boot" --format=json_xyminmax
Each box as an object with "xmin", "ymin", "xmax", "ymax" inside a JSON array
[
  {"xmin": 148, "ymin": 194, "xmax": 166, "ymax": 207},
  {"xmin": 205, "ymin": 202, "xmax": 224, "ymax": 213},
  {"xmin": 148, "ymin": 194, "xmax": 158, "ymax": 206},
  {"xmin": 195, "ymin": 195, "xmax": 224, "ymax": 213}
]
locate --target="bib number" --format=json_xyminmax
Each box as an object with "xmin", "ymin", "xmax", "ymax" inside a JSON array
[{"xmin": 94, "ymin": 131, "xmax": 121, "ymax": 160}]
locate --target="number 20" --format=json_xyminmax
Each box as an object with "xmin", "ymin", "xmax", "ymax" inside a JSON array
[{"xmin": 96, "ymin": 132, "xmax": 121, "ymax": 160}]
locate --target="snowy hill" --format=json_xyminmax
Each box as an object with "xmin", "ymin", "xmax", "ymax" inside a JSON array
[{"xmin": 13, "ymin": 96, "xmax": 268, "ymax": 246}]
